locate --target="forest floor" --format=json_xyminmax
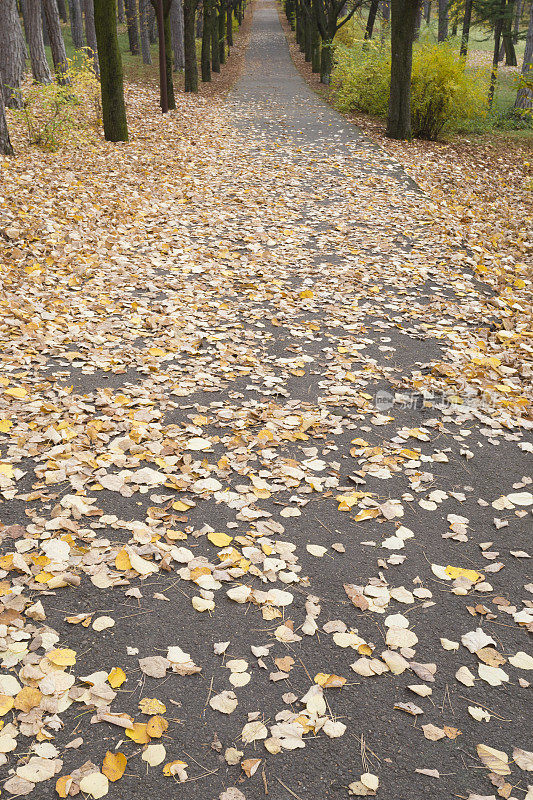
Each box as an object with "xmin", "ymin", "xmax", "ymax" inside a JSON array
[{"xmin": 0, "ymin": 2, "xmax": 532, "ymax": 800}]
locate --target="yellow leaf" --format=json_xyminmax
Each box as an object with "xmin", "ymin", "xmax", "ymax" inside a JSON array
[
  {"xmin": 353, "ymin": 508, "xmax": 380, "ymax": 522},
  {"xmin": 139, "ymin": 697, "xmax": 166, "ymax": 715},
  {"xmin": 47, "ymin": 648, "xmax": 76, "ymax": 667},
  {"xmin": 0, "ymin": 694, "xmax": 15, "ymax": 716},
  {"xmin": 0, "ymin": 420, "xmax": 13, "ymax": 433},
  {"xmin": 0, "ymin": 464, "xmax": 14, "ymax": 478},
  {"xmin": 125, "ymin": 722, "xmax": 150, "ymax": 744},
  {"xmin": 55, "ymin": 776, "xmax": 73, "ymax": 798},
  {"xmin": 107, "ymin": 668, "xmax": 126, "ymax": 688},
  {"xmin": 445, "ymin": 565, "xmax": 483, "ymax": 583},
  {"xmin": 146, "ymin": 715, "xmax": 168, "ymax": 738},
  {"xmin": 148, "ymin": 347, "xmax": 166, "ymax": 357},
  {"xmin": 14, "ymin": 686, "xmax": 43, "ymax": 712},
  {"xmin": 4, "ymin": 386, "xmax": 27, "ymax": 399},
  {"xmin": 172, "ymin": 500, "xmax": 193, "ymax": 512},
  {"xmin": 207, "ymin": 531, "xmax": 233, "ymax": 547},
  {"xmin": 314, "ymin": 673, "xmax": 347, "ymax": 688},
  {"xmin": 102, "ymin": 751, "xmax": 127, "ymax": 782},
  {"xmin": 163, "ymin": 760, "xmax": 188, "ymax": 777},
  {"xmin": 299, "ymin": 289, "xmax": 314, "ymax": 299},
  {"xmin": 115, "ymin": 549, "xmax": 132, "ymax": 571}
]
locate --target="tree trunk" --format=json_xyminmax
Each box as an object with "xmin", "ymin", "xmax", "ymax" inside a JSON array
[
  {"xmin": 149, "ymin": 1, "xmax": 158, "ymax": 40},
  {"xmin": 515, "ymin": 0, "xmax": 532, "ymax": 109},
  {"xmin": 170, "ymin": 0, "xmax": 185, "ymax": 68},
  {"xmin": 163, "ymin": 9, "xmax": 175, "ymax": 106},
  {"xmin": 211, "ymin": 2, "xmax": 220, "ymax": 70},
  {"xmin": 42, "ymin": 0, "xmax": 70, "ymax": 81},
  {"xmin": 57, "ymin": 0, "xmax": 68, "ymax": 22},
  {"xmin": 304, "ymin": 6, "xmax": 312, "ymax": 60},
  {"xmin": 117, "ymin": 0, "xmax": 125, "ymax": 22},
  {"xmin": 94, "ymin": 0, "xmax": 128, "ymax": 140},
  {"xmin": 126, "ymin": 0, "xmax": 140, "ymax": 53},
  {"xmin": 513, "ymin": 0, "xmax": 522, "ymax": 43},
  {"xmin": 0, "ymin": 82, "xmax": 15, "ymax": 156},
  {"xmin": 201, "ymin": 0, "xmax": 211, "ymax": 79},
  {"xmin": 460, "ymin": 0, "xmax": 472, "ymax": 56},
  {"xmin": 488, "ymin": 0, "xmax": 505, "ymax": 108},
  {"xmin": 42, "ymin": 4, "xmax": 50, "ymax": 46},
  {"xmin": 502, "ymin": 0, "xmax": 517, "ymax": 64},
  {"xmin": 364, "ymin": 0, "xmax": 379, "ymax": 39},
  {"xmin": 183, "ymin": 0, "xmax": 198, "ymax": 90},
  {"xmin": 69, "ymin": 0, "xmax": 85, "ymax": 48},
  {"xmin": 381, "ymin": 0, "xmax": 389, "ymax": 22},
  {"xmin": 423, "ymin": 0, "xmax": 430, "ymax": 23},
  {"xmin": 226, "ymin": 4, "xmax": 233, "ymax": 47},
  {"xmin": 218, "ymin": 5, "xmax": 225, "ymax": 62},
  {"xmin": 387, "ymin": 0, "xmax": 419, "ymax": 139},
  {"xmin": 25, "ymin": 0, "xmax": 53, "ymax": 83},
  {"xmin": 414, "ymin": 2, "xmax": 422, "ymax": 38},
  {"xmin": 139, "ymin": 0, "xmax": 152, "ymax": 63},
  {"xmin": 83, "ymin": 0, "xmax": 100, "ymax": 76},
  {"xmin": 437, "ymin": 0, "xmax": 447, "ymax": 40},
  {"xmin": 320, "ymin": 39, "xmax": 332, "ymax": 83},
  {"xmin": 0, "ymin": 0, "xmax": 26, "ymax": 109}
]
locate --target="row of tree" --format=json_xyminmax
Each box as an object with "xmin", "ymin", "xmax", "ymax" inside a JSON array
[
  {"xmin": 284, "ymin": 0, "xmax": 532, "ymax": 137},
  {"xmin": 0, "ymin": 0, "xmax": 247, "ymax": 152}
]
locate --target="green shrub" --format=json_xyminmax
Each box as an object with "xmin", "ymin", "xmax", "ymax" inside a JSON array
[{"xmin": 331, "ymin": 40, "xmax": 487, "ymax": 140}]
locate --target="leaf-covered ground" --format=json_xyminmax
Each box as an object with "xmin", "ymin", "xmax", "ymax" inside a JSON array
[{"xmin": 0, "ymin": 2, "xmax": 532, "ymax": 799}]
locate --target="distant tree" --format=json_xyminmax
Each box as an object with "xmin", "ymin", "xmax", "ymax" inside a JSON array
[
  {"xmin": 42, "ymin": 0, "xmax": 70, "ymax": 81},
  {"xmin": 117, "ymin": 0, "xmax": 126, "ymax": 22},
  {"xmin": 57, "ymin": 0, "xmax": 68, "ymax": 22},
  {"xmin": 69, "ymin": 0, "xmax": 85, "ymax": 48},
  {"xmin": 0, "ymin": 0, "xmax": 26, "ymax": 109},
  {"xmin": 139, "ymin": 0, "xmax": 153, "ymax": 63},
  {"xmin": 211, "ymin": 0, "xmax": 221, "ymax": 71},
  {"xmin": 83, "ymin": 0, "xmax": 100, "ymax": 77},
  {"xmin": 0, "ymin": 83, "xmax": 15, "ymax": 156},
  {"xmin": 126, "ymin": 0, "xmax": 140, "ymax": 53},
  {"xmin": 150, "ymin": 0, "xmax": 176, "ymax": 110},
  {"xmin": 170, "ymin": 0, "xmax": 185, "ymax": 68},
  {"xmin": 25, "ymin": 0, "xmax": 53, "ymax": 83},
  {"xmin": 437, "ymin": 0, "xmax": 448, "ymax": 39},
  {"xmin": 312, "ymin": 0, "xmax": 364, "ymax": 82},
  {"xmin": 94, "ymin": 0, "xmax": 128, "ymax": 140},
  {"xmin": 201, "ymin": 0, "xmax": 212, "ymax": 79},
  {"xmin": 460, "ymin": 0, "xmax": 473, "ymax": 55},
  {"xmin": 365, "ymin": 0, "xmax": 380, "ymax": 39},
  {"xmin": 515, "ymin": 0, "xmax": 532, "ymax": 109},
  {"xmin": 183, "ymin": 0, "xmax": 200, "ymax": 90},
  {"xmin": 386, "ymin": 0, "xmax": 420, "ymax": 138}
]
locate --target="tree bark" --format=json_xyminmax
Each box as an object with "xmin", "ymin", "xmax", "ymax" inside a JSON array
[
  {"xmin": 25, "ymin": 0, "xmax": 53, "ymax": 83},
  {"xmin": 218, "ymin": 5, "xmax": 225, "ymax": 62},
  {"xmin": 57, "ymin": 0, "xmax": 68, "ymax": 22},
  {"xmin": 387, "ymin": 0, "xmax": 419, "ymax": 139},
  {"xmin": 42, "ymin": 0, "xmax": 70, "ymax": 81},
  {"xmin": 163, "ymin": 8, "xmax": 175, "ymax": 106},
  {"xmin": 0, "ymin": 0, "xmax": 26, "ymax": 109},
  {"xmin": 139, "ymin": 0, "xmax": 153, "ymax": 63},
  {"xmin": 515, "ymin": 0, "xmax": 532, "ymax": 109},
  {"xmin": 513, "ymin": 0, "xmax": 522, "ymax": 42},
  {"xmin": 126, "ymin": 0, "xmax": 140, "ymax": 53},
  {"xmin": 83, "ymin": 0, "xmax": 100, "ymax": 76},
  {"xmin": 201, "ymin": 0, "xmax": 212, "ymax": 79},
  {"xmin": 183, "ymin": 0, "xmax": 198, "ymax": 90},
  {"xmin": 437, "ymin": 0, "xmax": 447, "ymax": 40},
  {"xmin": 170, "ymin": 0, "xmax": 185, "ymax": 68},
  {"xmin": 423, "ymin": 0, "xmax": 430, "ymax": 23},
  {"xmin": 117, "ymin": 0, "xmax": 126, "ymax": 22},
  {"xmin": 211, "ymin": 1, "xmax": 220, "ymax": 71},
  {"xmin": 69, "ymin": 0, "xmax": 85, "ymax": 48},
  {"xmin": 488, "ymin": 0, "xmax": 505, "ymax": 108},
  {"xmin": 460, "ymin": 0, "xmax": 472, "ymax": 56},
  {"xmin": 94, "ymin": 0, "xmax": 128, "ymax": 140},
  {"xmin": 502, "ymin": 0, "xmax": 517, "ymax": 65},
  {"xmin": 364, "ymin": 0, "xmax": 379, "ymax": 39},
  {"xmin": 0, "ymin": 82, "xmax": 15, "ymax": 156}
]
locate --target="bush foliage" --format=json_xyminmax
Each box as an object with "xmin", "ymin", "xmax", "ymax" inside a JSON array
[{"xmin": 332, "ymin": 40, "xmax": 488, "ymax": 139}]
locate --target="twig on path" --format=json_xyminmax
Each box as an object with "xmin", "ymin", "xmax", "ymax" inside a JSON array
[
  {"xmin": 457, "ymin": 696, "xmax": 511, "ymax": 721},
  {"xmin": 204, "ymin": 676, "xmax": 214, "ymax": 710},
  {"xmin": 276, "ymin": 777, "xmax": 305, "ymax": 800},
  {"xmin": 262, "ymin": 765, "xmax": 268, "ymax": 795}
]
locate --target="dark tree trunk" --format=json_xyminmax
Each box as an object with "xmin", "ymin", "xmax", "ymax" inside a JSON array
[
  {"xmin": 381, "ymin": 0, "xmax": 389, "ymax": 22},
  {"xmin": 320, "ymin": 39, "xmax": 332, "ymax": 82},
  {"xmin": 42, "ymin": 3, "xmax": 50, "ymax": 46},
  {"xmin": 364, "ymin": 0, "xmax": 379, "ymax": 38},
  {"xmin": 201, "ymin": 0, "xmax": 211, "ymax": 79},
  {"xmin": 57, "ymin": 0, "xmax": 68, "ymax": 22},
  {"xmin": 126, "ymin": 0, "xmax": 140, "ymax": 53},
  {"xmin": 25, "ymin": 0, "xmax": 53, "ymax": 83},
  {"xmin": 94, "ymin": 0, "xmax": 128, "ymax": 140},
  {"xmin": 423, "ymin": 0, "xmax": 430, "ymax": 22},
  {"xmin": 117, "ymin": 0, "xmax": 125, "ymax": 22},
  {"xmin": 502, "ymin": 0, "xmax": 517, "ymax": 64},
  {"xmin": 149, "ymin": 1, "xmax": 157, "ymax": 40},
  {"xmin": 304, "ymin": 5, "xmax": 312, "ymax": 60},
  {"xmin": 170, "ymin": 0, "xmax": 185, "ymax": 68},
  {"xmin": 83, "ymin": 0, "xmax": 100, "ymax": 76},
  {"xmin": 414, "ymin": 2, "xmax": 422, "ymax": 38},
  {"xmin": 515, "ymin": 0, "xmax": 532, "ymax": 109},
  {"xmin": 311, "ymin": 14, "xmax": 320, "ymax": 71},
  {"xmin": 226, "ymin": 4, "xmax": 233, "ymax": 47},
  {"xmin": 139, "ymin": 0, "xmax": 152, "ymax": 63},
  {"xmin": 460, "ymin": 0, "xmax": 472, "ymax": 55},
  {"xmin": 387, "ymin": 0, "xmax": 419, "ymax": 139},
  {"xmin": 42, "ymin": 0, "xmax": 70, "ymax": 80},
  {"xmin": 0, "ymin": 83, "xmax": 15, "ymax": 156},
  {"xmin": 437, "ymin": 0, "xmax": 447, "ymax": 40},
  {"xmin": 69, "ymin": 0, "xmax": 85, "ymax": 48},
  {"xmin": 0, "ymin": 0, "xmax": 26, "ymax": 108},
  {"xmin": 488, "ymin": 0, "xmax": 505, "ymax": 107},
  {"xmin": 218, "ymin": 5, "xmax": 225, "ymax": 62},
  {"xmin": 513, "ymin": 0, "xmax": 521, "ymax": 42},
  {"xmin": 183, "ymin": 0, "xmax": 198, "ymax": 90},
  {"xmin": 197, "ymin": 2, "xmax": 203, "ymax": 35},
  {"xmin": 163, "ymin": 9, "xmax": 175, "ymax": 106},
  {"xmin": 152, "ymin": 0, "xmax": 168, "ymax": 109},
  {"xmin": 211, "ymin": 2, "xmax": 220, "ymax": 70}
]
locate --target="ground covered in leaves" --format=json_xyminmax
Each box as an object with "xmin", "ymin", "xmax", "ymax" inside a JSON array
[{"xmin": 0, "ymin": 2, "xmax": 532, "ymax": 799}]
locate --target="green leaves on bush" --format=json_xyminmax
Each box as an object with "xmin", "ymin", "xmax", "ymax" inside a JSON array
[{"xmin": 331, "ymin": 40, "xmax": 488, "ymax": 140}]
